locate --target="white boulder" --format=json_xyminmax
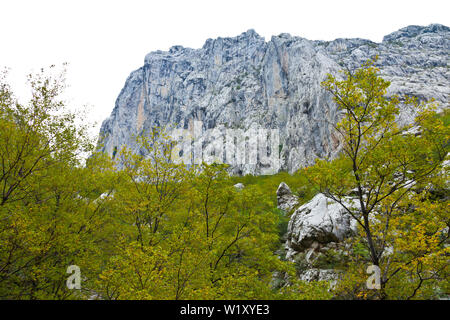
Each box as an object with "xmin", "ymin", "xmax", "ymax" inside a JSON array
[{"xmin": 286, "ymin": 193, "xmax": 358, "ymax": 260}]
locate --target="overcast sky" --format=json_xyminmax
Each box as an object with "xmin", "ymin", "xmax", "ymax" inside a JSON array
[{"xmin": 1, "ymin": 0, "xmax": 449, "ymax": 137}]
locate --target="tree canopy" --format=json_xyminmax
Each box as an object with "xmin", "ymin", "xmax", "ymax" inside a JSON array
[{"xmin": 0, "ymin": 62, "xmax": 448, "ymax": 300}]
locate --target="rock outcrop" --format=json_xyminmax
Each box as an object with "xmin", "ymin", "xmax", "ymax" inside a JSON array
[
  {"xmin": 99, "ymin": 24, "xmax": 449, "ymax": 174},
  {"xmin": 233, "ymin": 183, "xmax": 245, "ymax": 190},
  {"xmin": 285, "ymin": 193, "xmax": 358, "ymax": 260},
  {"xmin": 275, "ymin": 182, "xmax": 358, "ymax": 282},
  {"xmin": 276, "ymin": 182, "xmax": 299, "ymax": 212}
]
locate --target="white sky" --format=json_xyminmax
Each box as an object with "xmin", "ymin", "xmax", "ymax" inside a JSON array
[{"xmin": 1, "ymin": 0, "xmax": 449, "ymax": 138}]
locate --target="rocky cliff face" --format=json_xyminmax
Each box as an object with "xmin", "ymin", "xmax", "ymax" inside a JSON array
[{"xmin": 99, "ymin": 24, "xmax": 449, "ymax": 174}]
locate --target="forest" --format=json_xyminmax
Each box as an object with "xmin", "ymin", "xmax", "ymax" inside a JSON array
[{"xmin": 0, "ymin": 62, "xmax": 448, "ymax": 300}]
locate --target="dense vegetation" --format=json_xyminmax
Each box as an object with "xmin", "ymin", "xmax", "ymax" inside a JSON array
[
  {"xmin": 308, "ymin": 61, "xmax": 449, "ymax": 299},
  {"xmin": 0, "ymin": 62, "xmax": 448, "ymax": 300}
]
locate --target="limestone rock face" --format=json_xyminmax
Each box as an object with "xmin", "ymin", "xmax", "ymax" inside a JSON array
[
  {"xmin": 285, "ymin": 193, "xmax": 358, "ymax": 260},
  {"xmin": 99, "ymin": 24, "xmax": 449, "ymax": 174}
]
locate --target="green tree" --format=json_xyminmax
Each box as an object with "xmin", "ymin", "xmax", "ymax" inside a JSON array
[
  {"xmin": 0, "ymin": 67, "xmax": 115, "ymax": 299},
  {"xmin": 95, "ymin": 131, "xmax": 330, "ymax": 299},
  {"xmin": 306, "ymin": 60, "xmax": 449, "ymax": 299}
]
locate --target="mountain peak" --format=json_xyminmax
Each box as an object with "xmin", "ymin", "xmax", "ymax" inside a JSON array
[
  {"xmin": 241, "ymin": 29, "xmax": 261, "ymax": 38},
  {"xmin": 383, "ymin": 23, "xmax": 449, "ymax": 42}
]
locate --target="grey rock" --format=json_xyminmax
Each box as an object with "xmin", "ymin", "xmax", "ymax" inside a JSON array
[
  {"xmin": 233, "ymin": 183, "xmax": 245, "ymax": 190},
  {"xmin": 285, "ymin": 193, "xmax": 358, "ymax": 260},
  {"xmin": 276, "ymin": 182, "xmax": 299, "ymax": 212},
  {"xmin": 298, "ymin": 268, "xmax": 338, "ymax": 283},
  {"xmin": 99, "ymin": 24, "xmax": 449, "ymax": 174}
]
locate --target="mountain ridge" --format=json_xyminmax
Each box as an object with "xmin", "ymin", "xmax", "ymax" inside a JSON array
[{"xmin": 99, "ymin": 24, "xmax": 449, "ymax": 174}]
